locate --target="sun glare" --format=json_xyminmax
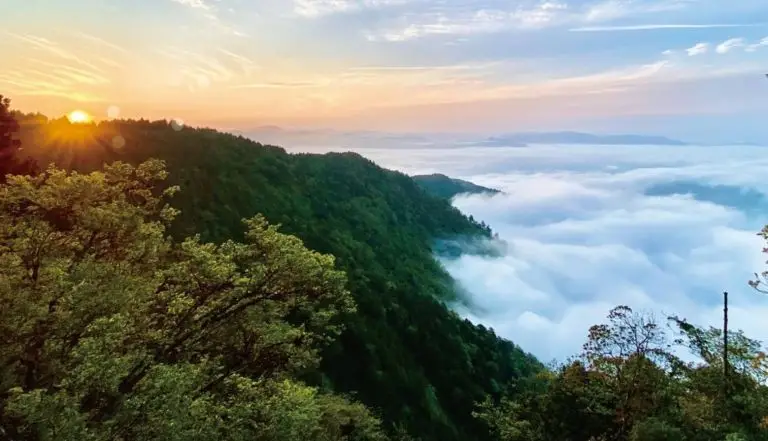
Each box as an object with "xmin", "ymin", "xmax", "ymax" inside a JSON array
[{"xmin": 67, "ymin": 110, "xmax": 92, "ymax": 124}]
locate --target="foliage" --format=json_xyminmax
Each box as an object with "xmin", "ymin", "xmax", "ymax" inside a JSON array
[
  {"xmin": 0, "ymin": 160, "xmax": 386, "ymax": 440},
  {"xmin": 0, "ymin": 96, "xmax": 36, "ymax": 181},
  {"xmin": 11, "ymin": 115, "xmax": 542, "ymax": 441},
  {"xmin": 411, "ymin": 173, "xmax": 500, "ymax": 200},
  {"xmin": 475, "ymin": 305, "xmax": 768, "ymax": 441}
]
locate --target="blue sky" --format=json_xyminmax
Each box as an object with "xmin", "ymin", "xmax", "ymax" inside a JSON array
[{"xmin": 1, "ymin": 0, "xmax": 767, "ymax": 139}]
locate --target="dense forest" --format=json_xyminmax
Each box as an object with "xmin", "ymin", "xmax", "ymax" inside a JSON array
[
  {"xmin": 4, "ymin": 96, "xmax": 768, "ymax": 441},
  {"xmin": 4, "ymin": 102, "xmax": 540, "ymax": 441},
  {"xmin": 411, "ymin": 174, "xmax": 500, "ymax": 200}
]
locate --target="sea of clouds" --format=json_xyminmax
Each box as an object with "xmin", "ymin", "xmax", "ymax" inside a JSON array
[{"xmin": 283, "ymin": 139, "xmax": 768, "ymax": 363}]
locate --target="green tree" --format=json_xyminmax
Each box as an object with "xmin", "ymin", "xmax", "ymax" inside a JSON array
[
  {"xmin": 0, "ymin": 160, "xmax": 386, "ymax": 441},
  {"xmin": 670, "ymin": 318, "xmax": 768, "ymax": 441},
  {"xmin": 0, "ymin": 95, "xmax": 35, "ymax": 181}
]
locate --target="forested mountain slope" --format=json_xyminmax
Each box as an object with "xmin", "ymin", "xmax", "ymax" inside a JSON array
[
  {"xmin": 14, "ymin": 115, "xmax": 541, "ymax": 441},
  {"xmin": 412, "ymin": 173, "xmax": 500, "ymax": 200}
]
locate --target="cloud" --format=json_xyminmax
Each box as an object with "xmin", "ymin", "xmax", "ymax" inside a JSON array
[
  {"xmin": 582, "ymin": 0, "xmax": 690, "ymax": 22},
  {"xmin": 285, "ymin": 59, "xmax": 671, "ymax": 109},
  {"xmin": 571, "ymin": 23, "xmax": 757, "ymax": 32},
  {"xmin": 5, "ymin": 32, "xmax": 108, "ymax": 73},
  {"xmin": 169, "ymin": 0, "xmax": 246, "ymax": 36},
  {"xmin": 367, "ymin": 3, "xmax": 570, "ymax": 42},
  {"xmin": 216, "ymin": 49, "xmax": 261, "ymax": 75},
  {"xmin": 155, "ymin": 47, "xmax": 243, "ymax": 91},
  {"xmin": 229, "ymin": 81, "xmax": 325, "ymax": 89},
  {"xmin": 412, "ymin": 60, "xmax": 672, "ymax": 105},
  {"xmin": 0, "ymin": 69, "xmax": 105, "ymax": 102},
  {"xmin": 170, "ymin": 0, "xmax": 212, "ymax": 10},
  {"xmin": 745, "ymin": 36, "xmax": 768, "ymax": 52},
  {"xmin": 293, "ymin": 0, "xmax": 408, "ymax": 18},
  {"xmin": 716, "ymin": 38, "xmax": 745, "ymax": 53},
  {"xmin": 686, "ymin": 42, "xmax": 709, "ymax": 56},
  {"xmin": 71, "ymin": 31, "xmax": 129, "ymax": 55},
  {"xmin": 365, "ymin": 0, "xmax": 700, "ymax": 41},
  {"xmin": 282, "ymin": 142, "xmax": 768, "ymax": 362},
  {"xmin": 0, "ymin": 32, "xmax": 129, "ymax": 103}
]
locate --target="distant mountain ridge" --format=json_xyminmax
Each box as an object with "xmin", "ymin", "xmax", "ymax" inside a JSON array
[
  {"xmin": 475, "ymin": 131, "xmax": 687, "ymax": 146},
  {"xmin": 239, "ymin": 126, "xmax": 688, "ymax": 148}
]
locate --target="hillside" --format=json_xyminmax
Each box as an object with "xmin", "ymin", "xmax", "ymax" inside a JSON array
[
  {"xmin": 13, "ymin": 115, "xmax": 541, "ymax": 441},
  {"xmin": 412, "ymin": 173, "xmax": 501, "ymax": 200}
]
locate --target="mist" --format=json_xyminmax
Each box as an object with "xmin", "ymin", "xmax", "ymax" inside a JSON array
[{"xmin": 283, "ymin": 139, "xmax": 768, "ymax": 362}]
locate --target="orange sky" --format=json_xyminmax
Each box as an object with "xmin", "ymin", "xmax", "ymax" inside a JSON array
[{"xmin": 2, "ymin": 0, "xmax": 766, "ymax": 132}]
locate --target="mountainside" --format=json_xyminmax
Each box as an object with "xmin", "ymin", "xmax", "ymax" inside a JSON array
[
  {"xmin": 14, "ymin": 115, "xmax": 541, "ymax": 441},
  {"xmin": 412, "ymin": 173, "xmax": 501, "ymax": 200}
]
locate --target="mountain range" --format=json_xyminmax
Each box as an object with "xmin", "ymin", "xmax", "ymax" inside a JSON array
[{"xmin": 475, "ymin": 131, "xmax": 687, "ymax": 147}]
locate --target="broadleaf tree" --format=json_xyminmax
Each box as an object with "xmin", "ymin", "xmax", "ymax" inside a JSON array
[{"xmin": 0, "ymin": 159, "xmax": 386, "ymax": 441}]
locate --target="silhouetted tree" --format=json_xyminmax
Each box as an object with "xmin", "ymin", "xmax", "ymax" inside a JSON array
[{"xmin": 0, "ymin": 94, "xmax": 36, "ymax": 181}]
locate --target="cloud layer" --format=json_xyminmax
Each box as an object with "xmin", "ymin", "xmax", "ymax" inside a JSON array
[{"xmin": 285, "ymin": 141, "xmax": 768, "ymax": 362}]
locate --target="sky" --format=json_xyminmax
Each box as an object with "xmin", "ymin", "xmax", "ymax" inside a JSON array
[
  {"xmin": 1, "ymin": 0, "xmax": 767, "ymax": 140},
  {"xmin": 286, "ymin": 140, "xmax": 768, "ymax": 362}
]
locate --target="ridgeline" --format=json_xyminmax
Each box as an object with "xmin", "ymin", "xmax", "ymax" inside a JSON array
[{"xmin": 411, "ymin": 173, "xmax": 500, "ymax": 200}]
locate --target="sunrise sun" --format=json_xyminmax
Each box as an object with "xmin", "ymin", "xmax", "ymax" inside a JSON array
[{"xmin": 67, "ymin": 110, "xmax": 92, "ymax": 124}]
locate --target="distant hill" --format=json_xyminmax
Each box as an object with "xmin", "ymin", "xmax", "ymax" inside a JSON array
[
  {"xmin": 412, "ymin": 173, "xmax": 501, "ymax": 200},
  {"xmin": 645, "ymin": 180, "xmax": 768, "ymax": 214},
  {"xmin": 477, "ymin": 131, "xmax": 687, "ymax": 146}
]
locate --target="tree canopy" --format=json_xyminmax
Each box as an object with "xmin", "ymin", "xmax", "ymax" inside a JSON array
[
  {"xmin": 0, "ymin": 96, "xmax": 36, "ymax": 181},
  {"xmin": 474, "ymin": 306, "xmax": 768, "ymax": 441},
  {"xmin": 0, "ymin": 159, "xmax": 387, "ymax": 441}
]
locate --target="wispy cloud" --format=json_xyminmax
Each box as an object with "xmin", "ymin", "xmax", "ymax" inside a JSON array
[
  {"xmin": 169, "ymin": 0, "xmax": 247, "ymax": 36},
  {"xmin": 293, "ymin": 0, "xmax": 408, "ymax": 18},
  {"xmin": 72, "ymin": 31, "xmax": 129, "ymax": 55},
  {"xmin": 218, "ymin": 58, "xmax": 671, "ymax": 115},
  {"xmin": 157, "ymin": 48, "xmax": 235, "ymax": 90},
  {"xmin": 6, "ymin": 32, "xmax": 107, "ymax": 73},
  {"xmin": 0, "ymin": 31, "xmax": 125, "ymax": 103},
  {"xmin": 170, "ymin": 0, "xmax": 212, "ymax": 10},
  {"xmin": 217, "ymin": 49, "xmax": 261, "ymax": 75},
  {"xmin": 229, "ymin": 81, "xmax": 325, "ymax": 89},
  {"xmin": 571, "ymin": 23, "xmax": 757, "ymax": 32},
  {"xmin": 745, "ymin": 36, "xmax": 768, "ymax": 52},
  {"xmin": 358, "ymin": 60, "xmax": 671, "ymax": 109},
  {"xmin": 582, "ymin": 0, "xmax": 690, "ymax": 22},
  {"xmin": 155, "ymin": 46, "xmax": 270, "ymax": 92},
  {"xmin": 29, "ymin": 59, "xmax": 111, "ymax": 85},
  {"xmin": 365, "ymin": 0, "xmax": 703, "ymax": 42},
  {"xmin": 0, "ymin": 69, "xmax": 105, "ymax": 103},
  {"xmin": 367, "ymin": 2, "xmax": 572, "ymax": 42},
  {"xmin": 686, "ymin": 42, "xmax": 709, "ymax": 56},
  {"xmin": 716, "ymin": 38, "xmax": 744, "ymax": 53}
]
